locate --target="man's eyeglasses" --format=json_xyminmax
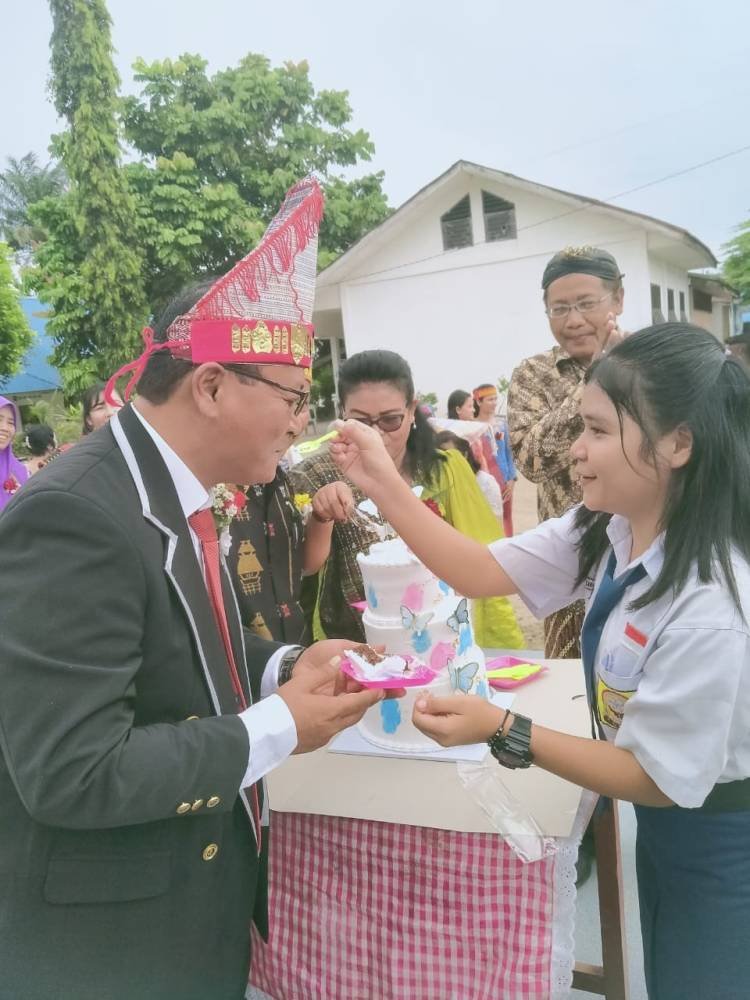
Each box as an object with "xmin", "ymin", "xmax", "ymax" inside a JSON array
[
  {"xmin": 345, "ymin": 412, "xmax": 407, "ymax": 433},
  {"xmin": 545, "ymin": 293, "xmax": 613, "ymax": 320},
  {"xmin": 223, "ymin": 366, "xmax": 309, "ymax": 416}
]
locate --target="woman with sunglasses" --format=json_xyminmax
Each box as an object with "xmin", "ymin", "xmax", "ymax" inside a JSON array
[{"xmin": 290, "ymin": 349, "xmax": 524, "ymax": 648}]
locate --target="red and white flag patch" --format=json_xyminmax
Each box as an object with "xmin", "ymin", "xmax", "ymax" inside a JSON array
[{"xmin": 624, "ymin": 622, "xmax": 648, "ymax": 647}]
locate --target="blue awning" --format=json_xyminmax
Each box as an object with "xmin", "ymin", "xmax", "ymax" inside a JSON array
[{"xmin": 0, "ymin": 297, "xmax": 62, "ymax": 394}]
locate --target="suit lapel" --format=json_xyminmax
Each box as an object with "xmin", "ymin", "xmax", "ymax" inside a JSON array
[{"xmin": 111, "ymin": 406, "xmax": 238, "ymax": 714}]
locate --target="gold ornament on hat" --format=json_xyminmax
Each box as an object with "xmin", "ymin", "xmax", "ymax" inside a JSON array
[{"xmin": 561, "ymin": 245, "xmax": 596, "ymax": 258}]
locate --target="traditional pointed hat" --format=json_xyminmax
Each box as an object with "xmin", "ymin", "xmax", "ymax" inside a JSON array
[{"xmin": 106, "ymin": 176, "xmax": 324, "ymax": 401}]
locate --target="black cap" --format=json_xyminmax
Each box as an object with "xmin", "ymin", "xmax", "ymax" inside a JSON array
[{"xmin": 542, "ymin": 246, "xmax": 623, "ymax": 290}]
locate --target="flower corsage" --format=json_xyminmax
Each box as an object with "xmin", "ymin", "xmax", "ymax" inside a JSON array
[
  {"xmin": 293, "ymin": 492, "xmax": 313, "ymax": 525},
  {"xmin": 3, "ymin": 475, "xmax": 20, "ymax": 497},
  {"xmin": 212, "ymin": 484, "xmax": 247, "ymax": 556}
]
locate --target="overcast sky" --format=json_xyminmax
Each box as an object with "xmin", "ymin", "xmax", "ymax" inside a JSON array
[{"xmin": 3, "ymin": 0, "xmax": 749, "ymax": 259}]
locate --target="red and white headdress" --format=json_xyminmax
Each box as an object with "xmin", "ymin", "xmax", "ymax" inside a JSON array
[{"xmin": 107, "ymin": 176, "xmax": 324, "ymax": 401}]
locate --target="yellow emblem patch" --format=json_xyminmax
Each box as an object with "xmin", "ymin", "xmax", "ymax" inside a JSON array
[{"xmin": 596, "ymin": 677, "xmax": 635, "ymax": 732}]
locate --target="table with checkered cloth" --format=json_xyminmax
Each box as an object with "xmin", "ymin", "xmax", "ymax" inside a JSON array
[{"xmin": 248, "ymin": 809, "xmax": 581, "ymax": 1000}]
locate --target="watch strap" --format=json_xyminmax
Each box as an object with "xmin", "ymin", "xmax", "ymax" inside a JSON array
[
  {"xmin": 487, "ymin": 711, "xmax": 534, "ymax": 769},
  {"xmin": 277, "ymin": 645, "xmax": 304, "ymax": 687}
]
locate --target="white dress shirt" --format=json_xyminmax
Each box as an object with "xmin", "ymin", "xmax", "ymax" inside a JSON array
[
  {"xmin": 131, "ymin": 405, "xmax": 298, "ymax": 792},
  {"xmin": 490, "ymin": 508, "xmax": 750, "ymax": 808}
]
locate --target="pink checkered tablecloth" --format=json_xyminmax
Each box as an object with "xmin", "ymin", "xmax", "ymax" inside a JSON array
[{"xmin": 249, "ymin": 811, "xmax": 579, "ymax": 1000}]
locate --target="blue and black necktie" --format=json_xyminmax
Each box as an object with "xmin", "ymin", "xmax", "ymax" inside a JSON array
[{"xmin": 580, "ymin": 550, "xmax": 646, "ymax": 739}]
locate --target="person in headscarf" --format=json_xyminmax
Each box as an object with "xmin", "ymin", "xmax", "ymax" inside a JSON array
[
  {"xmin": 507, "ymin": 246, "xmax": 625, "ymax": 658},
  {"xmin": 0, "ymin": 395, "xmax": 28, "ymax": 513}
]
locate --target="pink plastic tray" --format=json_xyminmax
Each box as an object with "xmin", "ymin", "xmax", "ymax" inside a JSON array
[{"xmin": 340, "ymin": 656, "xmax": 438, "ymax": 690}]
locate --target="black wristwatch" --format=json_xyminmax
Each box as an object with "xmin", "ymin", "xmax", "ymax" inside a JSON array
[
  {"xmin": 487, "ymin": 712, "xmax": 534, "ymax": 769},
  {"xmin": 277, "ymin": 646, "xmax": 304, "ymax": 686}
]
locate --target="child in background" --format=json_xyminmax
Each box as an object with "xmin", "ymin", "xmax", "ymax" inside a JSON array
[
  {"xmin": 23, "ymin": 425, "xmax": 57, "ymax": 476},
  {"xmin": 473, "ymin": 383, "xmax": 516, "ymax": 536},
  {"xmin": 330, "ymin": 323, "xmax": 750, "ymax": 1000}
]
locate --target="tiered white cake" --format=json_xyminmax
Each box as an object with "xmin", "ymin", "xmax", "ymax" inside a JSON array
[{"xmin": 354, "ymin": 538, "xmax": 489, "ymax": 751}]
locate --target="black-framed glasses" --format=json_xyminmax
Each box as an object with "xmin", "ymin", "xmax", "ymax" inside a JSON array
[
  {"xmin": 345, "ymin": 412, "xmax": 407, "ymax": 433},
  {"xmin": 223, "ymin": 366, "xmax": 309, "ymax": 416},
  {"xmin": 545, "ymin": 293, "xmax": 613, "ymax": 319}
]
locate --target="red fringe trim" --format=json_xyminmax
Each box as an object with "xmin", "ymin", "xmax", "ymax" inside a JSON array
[{"xmin": 192, "ymin": 177, "xmax": 324, "ymax": 321}]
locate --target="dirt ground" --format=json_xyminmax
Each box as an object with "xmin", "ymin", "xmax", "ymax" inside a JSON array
[{"xmin": 506, "ymin": 475, "xmax": 545, "ymax": 650}]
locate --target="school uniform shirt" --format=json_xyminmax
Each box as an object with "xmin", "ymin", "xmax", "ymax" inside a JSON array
[{"xmin": 489, "ymin": 508, "xmax": 750, "ymax": 809}]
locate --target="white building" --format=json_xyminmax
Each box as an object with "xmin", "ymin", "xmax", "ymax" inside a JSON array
[{"xmin": 314, "ymin": 160, "xmax": 718, "ymax": 411}]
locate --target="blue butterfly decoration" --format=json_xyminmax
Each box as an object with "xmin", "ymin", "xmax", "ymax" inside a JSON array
[
  {"xmin": 475, "ymin": 679, "xmax": 489, "ymax": 700},
  {"xmin": 447, "ymin": 598, "xmax": 469, "ymax": 633},
  {"xmin": 380, "ymin": 698, "xmax": 402, "ymax": 734},
  {"xmin": 367, "ymin": 584, "xmax": 379, "ymax": 609},
  {"xmin": 449, "ymin": 661, "xmax": 479, "ymax": 694},
  {"xmin": 457, "ymin": 623, "xmax": 474, "ymax": 656},
  {"xmin": 438, "ymin": 579, "xmax": 451, "ymax": 596},
  {"xmin": 401, "ymin": 606, "xmax": 434, "ymax": 655}
]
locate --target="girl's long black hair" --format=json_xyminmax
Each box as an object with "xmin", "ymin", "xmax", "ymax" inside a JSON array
[
  {"xmin": 575, "ymin": 322, "xmax": 750, "ymax": 612},
  {"xmin": 338, "ymin": 350, "xmax": 445, "ymax": 484}
]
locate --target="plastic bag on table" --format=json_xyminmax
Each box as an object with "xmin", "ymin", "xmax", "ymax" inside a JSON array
[{"xmin": 457, "ymin": 758, "xmax": 558, "ymax": 863}]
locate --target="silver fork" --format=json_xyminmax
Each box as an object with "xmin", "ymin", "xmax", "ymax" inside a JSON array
[{"xmin": 348, "ymin": 505, "xmax": 396, "ymax": 541}]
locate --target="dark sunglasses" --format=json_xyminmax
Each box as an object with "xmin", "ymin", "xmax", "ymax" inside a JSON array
[
  {"xmin": 345, "ymin": 412, "xmax": 407, "ymax": 433},
  {"xmin": 223, "ymin": 366, "xmax": 309, "ymax": 416}
]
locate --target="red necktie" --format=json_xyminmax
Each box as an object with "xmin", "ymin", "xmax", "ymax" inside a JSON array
[{"xmin": 188, "ymin": 507, "xmax": 262, "ymax": 851}]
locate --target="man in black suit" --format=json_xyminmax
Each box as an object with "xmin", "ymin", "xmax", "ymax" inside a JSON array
[{"xmin": 0, "ymin": 180, "xmax": 384, "ymax": 999}]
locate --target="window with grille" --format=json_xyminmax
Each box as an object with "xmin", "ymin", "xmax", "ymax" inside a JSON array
[
  {"xmin": 441, "ymin": 196, "xmax": 473, "ymax": 251},
  {"xmin": 651, "ymin": 284, "xmax": 665, "ymax": 324},
  {"xmin": 482, "ymin": 191, "xmax": 517, "ymax": 242},
  {"xmin": 692, "ymin": 289, "xmax": 713, "ymax": 313},
  {"xmin": 679, "ymin": 291, "xmax": 688, "ymax": 321},
  {"xmin": 667, "ymin": 289, "xmax": 677, "ymax": 321}
]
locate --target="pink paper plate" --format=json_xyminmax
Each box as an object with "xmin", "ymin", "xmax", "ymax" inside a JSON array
[
  {"xmin": 340, "ymin": 657, "xmax": 438, "ymax": 690},
  {"xmin": 485, "ymin": 655, "xmax": 547, "ymax": 690}
]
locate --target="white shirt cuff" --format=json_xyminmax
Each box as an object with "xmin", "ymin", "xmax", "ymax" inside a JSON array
[
  {"xmin": 260, "ymin": 644, "xmax": 301, "ymax": 699},
  {"xmin": 238, "ymin": 694, "xmax": 298, "ymax": 789}
]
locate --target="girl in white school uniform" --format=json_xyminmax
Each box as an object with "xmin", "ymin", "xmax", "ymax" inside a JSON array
[{"xmin": 330, "ymin": 323, "xmax": 750, "ymax": 1000}]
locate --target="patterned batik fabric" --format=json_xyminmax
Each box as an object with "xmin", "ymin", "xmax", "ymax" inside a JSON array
[
  {"xmin": 226, "ymin": 468, "xmax": 308, "ymax": 645},
  {"xmin": 289, "ymin": 452, "xmax": 388, "ymax": 644},
  {"xmin": 508, "ymin": 345, "xmax": 588, "ymax": 658},
  {"xmin": 507, "ymin": 345, "xmax": 586, "ymax": 524},
  {"xmin": 544, "ymin": 602, "xmax": 586, "ymax": 659}
]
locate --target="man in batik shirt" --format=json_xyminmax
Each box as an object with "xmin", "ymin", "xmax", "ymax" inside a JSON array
[{"xmin": 508, "ymin": 246, "xmax": 625, "ymax": 658}]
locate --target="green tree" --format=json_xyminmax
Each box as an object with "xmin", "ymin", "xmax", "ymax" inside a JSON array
[
  {"xmin": 121, "ymin": 54, "xmax": 390, "ymax": 302},
  {"xmin": 33, "ymin": 0, "xmax": 148, "ymax": 391},
  {"xmin": 0, "ymin": 243, "xmax": 34, "ymax": 381},
  {"xmin": 723, "ymin": 217, "xmax": 750, "ymax": 303},
  {"xmin": 0, "ymin": 153, "xmax": 67, "ymax": 255},
  {"xmin": 30, "ymin": 31, "xmax": 389, "ymax": 386}
]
